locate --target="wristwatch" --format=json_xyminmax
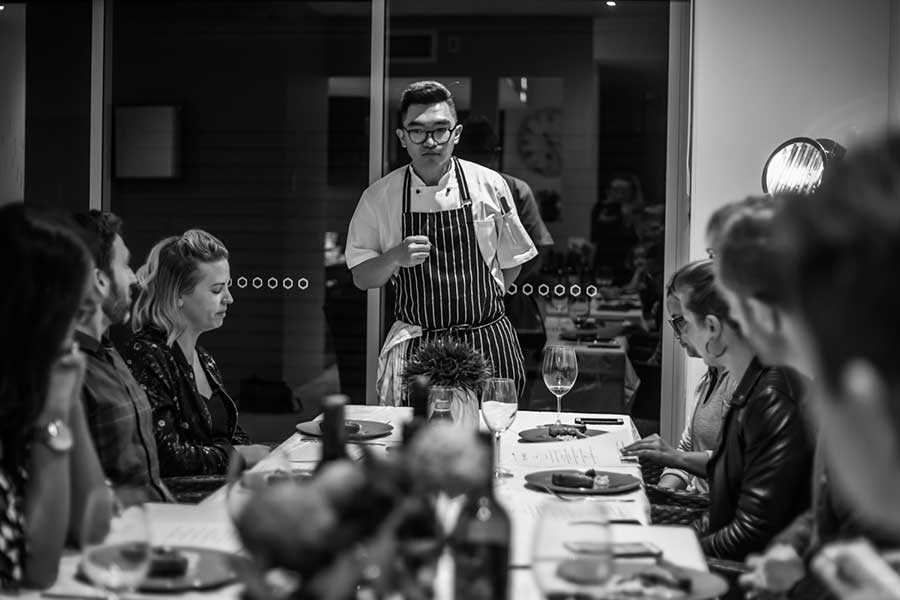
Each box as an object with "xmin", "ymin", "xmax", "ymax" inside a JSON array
[{"xmin": 34, "ymin": 419, "xmax": 73, "ymax": 453}]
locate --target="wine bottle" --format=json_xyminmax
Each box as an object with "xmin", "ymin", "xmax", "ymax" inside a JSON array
[
  {"xmin": 450, "ymin": 432, "xmax": 511, "ymax": 600},
  {"xmin": 403, "ymin": 375, "xmax": 431, "ymax": 446},
  {"xmin": 316, "ymin": 394, "xmax": 349, "ymax": 471}
]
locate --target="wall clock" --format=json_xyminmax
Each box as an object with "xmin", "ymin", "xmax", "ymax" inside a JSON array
[{"xmin": 516, "ymin": 107, "xmax": 562, "ymax": 177}]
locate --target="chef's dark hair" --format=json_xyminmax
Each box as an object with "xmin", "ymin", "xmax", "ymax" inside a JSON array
[{"xmin": 399, "ymin": 80, "xmax": 457, "ymax": 124}]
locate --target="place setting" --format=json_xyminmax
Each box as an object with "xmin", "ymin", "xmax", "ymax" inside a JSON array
[
  {"xmin": 294, "ymin": 418, "xmax": 393, "ymax": 441},
  {"xmin": 519, "ymin": 346, "xmax": 610, "ymax": 443}
]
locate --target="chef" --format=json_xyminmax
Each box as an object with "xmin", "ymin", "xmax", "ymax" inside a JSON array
[{"xmin": 346, "ymin": 80, "xmax": 537, "ymax": 405}]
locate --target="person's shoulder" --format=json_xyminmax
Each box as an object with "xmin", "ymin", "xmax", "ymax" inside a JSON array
[
  {"xmin": 126, "ymin": 327, "xmax": 169, "ymax": 356},
  {"xmin": 457, "ymin": 158, "xmax": 505, "ymax": 186},
  {"xmin": 360, "ymin": 165, "xmax": 407, "ymax": 205}
]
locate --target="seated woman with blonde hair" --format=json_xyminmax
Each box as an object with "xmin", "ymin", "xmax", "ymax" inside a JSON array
[{"xmin": 123, "ymin": 230, "xmax": 269, "ymax": 476}]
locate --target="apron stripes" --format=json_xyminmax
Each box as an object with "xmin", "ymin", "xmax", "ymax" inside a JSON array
[{"xmin": 394, "ymin": 159, "xmax": 526, "ymax": 398}]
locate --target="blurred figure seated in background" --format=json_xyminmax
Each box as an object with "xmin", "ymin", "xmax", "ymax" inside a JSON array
[
  {"xmin": 739, "ymin": 135, "xmax": 900, "ymax": 598},
  {"xmin": 0, "ymin": 204, "xmax": 110, "ymax": 589},
  {"xmin": 123, "ymin": 230, "xmax": 269, "ymax": 477},
  {"xmin": 623, "ymin": 260, "xmax": 739, "ymax": 494},
  {"xmin": 590, "ymin": 173, "xmax": 643, "ymax": 283},
  {"xmin": 71, "ymin": 210, "xmax": 174, "ymax": 503}
]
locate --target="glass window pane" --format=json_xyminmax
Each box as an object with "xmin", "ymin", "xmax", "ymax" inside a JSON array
[
  {"xmin": 110, "ymin": 1, "xmax": 372, "ymax": 441},
  {"xmin": 385, "ymin": 1, "xmax": 670, "ymax": 429}
]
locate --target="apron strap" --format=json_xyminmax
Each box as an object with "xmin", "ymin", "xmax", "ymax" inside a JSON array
[
  {"xmin": 453, "ymin": 158, "xmax": 473, "ymax": 206},
  {"xmin": 402, "ymin": 167, "xmax": 412, "ymax": 214}
]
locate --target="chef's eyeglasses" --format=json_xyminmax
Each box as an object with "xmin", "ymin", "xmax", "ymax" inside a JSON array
[{"xmin": 404, "ymin": 125, "xmax": 458, "ymax": 145}]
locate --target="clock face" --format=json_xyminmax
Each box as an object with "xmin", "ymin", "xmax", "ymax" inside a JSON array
[{"xmin": 517, "ymin": 108, "xmax": 562, "ymax": 177}]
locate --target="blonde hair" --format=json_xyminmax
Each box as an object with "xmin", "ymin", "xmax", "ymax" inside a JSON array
[{"xmin": 132, "ymin": 229, "xmax": 229, "ymax": 344}]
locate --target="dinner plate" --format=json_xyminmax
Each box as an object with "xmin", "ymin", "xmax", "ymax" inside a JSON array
[
  {"xmin": 519, "ymin": 427, "xmax": 607, "ymax": 443},
  {"xmin": 78, "ymin": 546, "xmax": 249, "ymax": 592},
  {"xmin": 295, "ymin": 419, "xmax": 393, "ymax": 441},
  {"xmin": 525, "ymin": 469, "xmax": 641, "ymax": 495},
  {"xmin": 556, "ymin": 559, "xmax": 729, "ymax": 599}
]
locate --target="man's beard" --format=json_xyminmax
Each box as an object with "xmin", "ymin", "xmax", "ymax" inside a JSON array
[{"xmin": 104, "ymin": 285, "xmax": 131, "ymax": 325}]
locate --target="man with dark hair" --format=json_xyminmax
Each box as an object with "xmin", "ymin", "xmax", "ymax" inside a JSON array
[
  {"xmin": 72, "ymin": 210, "xmax": 172, "ymax": 502},
  {"xmin": 775, "ymin": 133, "xmax": 900, "ymax": 541},
  {"xmin": 347, "ymin": 81, "xmax": 537, "ymax": 403},
  {"xmin": 708, "ymin": 194, "xmax": 896, "ymax": 598}
]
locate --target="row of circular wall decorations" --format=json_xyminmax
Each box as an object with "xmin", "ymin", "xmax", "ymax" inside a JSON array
[{"xmin": 229, "ymin": 277, "xmax": 598, "ymax": 298}]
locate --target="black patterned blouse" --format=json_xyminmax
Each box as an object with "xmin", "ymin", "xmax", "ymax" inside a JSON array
[
  {"xmin": 121, "ymin": 327, "xmax": 250, "ymax": 477},
  {"xmin": 0, "ymin": 458, "xmax": 26, "ymax": 591}
]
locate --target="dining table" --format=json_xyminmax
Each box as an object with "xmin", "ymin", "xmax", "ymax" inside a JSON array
[{"xmin": 31, "ymin": 405, "xmax": 712, "ymax": 600}]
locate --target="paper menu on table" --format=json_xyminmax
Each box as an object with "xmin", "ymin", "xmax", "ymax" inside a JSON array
[
  {"xmin": 147, "ymin": 503, "xmax": 243, "ymax": 554},
  {"xmin": 507, "ymin": 428, "xmax": 634, "ymax": 469}
]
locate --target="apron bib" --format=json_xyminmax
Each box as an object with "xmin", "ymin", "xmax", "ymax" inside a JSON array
[{"xmin": 394, "ymin": 158, "xmax": 526, "ymax": 398}]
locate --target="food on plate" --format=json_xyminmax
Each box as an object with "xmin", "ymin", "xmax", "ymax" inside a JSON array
[
  {"xmin": 148, "ymin": 546, "xmax": 189, "ymax": 578},
  {"xmin": 318, "ymin": 420, "xmax": 362, "ymax": 435},
  {"xmin": 604, "ymin": 564, "xmax": 693, "ymax": 598},
  {"xmin": 241, "ymin": 469, "xmax": 311, "ymax": 490},
  {"xmin": 548, "ymin": 423, "xmax": 587, "ymax": 438},
  {"xmin": 551, "ymin": 471, "xmax": 595, "ymax": 488}
]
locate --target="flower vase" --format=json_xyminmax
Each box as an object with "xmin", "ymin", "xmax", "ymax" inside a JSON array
[{"xmin": 450, "ymin": 388, "xmax": 480, "ymax": 430}]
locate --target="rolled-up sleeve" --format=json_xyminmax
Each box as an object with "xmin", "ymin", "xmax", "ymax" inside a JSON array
[{"xmin": 345, "ymin": 192, "xmax": 383, "ymax": 270}]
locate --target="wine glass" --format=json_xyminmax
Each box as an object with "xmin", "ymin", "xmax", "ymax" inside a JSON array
[
  {"xmin": 531, "ymin": 499, "xmax": 612, "ymax": 597},
  {"xmin": 481, "ymin": 377, "xmax": 518, "ymax": 480},
  {"xmin": 542, "ymin": 345, "xmax": 578, "ymax": 425},
  {"xmin": 81, "ymin": 486, "xmax": 151, "ymax": 597}
]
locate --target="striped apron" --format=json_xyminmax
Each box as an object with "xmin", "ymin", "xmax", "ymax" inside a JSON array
[{"xmin": 395, "ymin": 158, "xmax": 526, "ymax": 398}]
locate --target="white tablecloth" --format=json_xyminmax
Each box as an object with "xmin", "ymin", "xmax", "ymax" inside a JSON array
[{"xmin": 33, "ymin": 406, "xmax": 707, "ymax": 600}]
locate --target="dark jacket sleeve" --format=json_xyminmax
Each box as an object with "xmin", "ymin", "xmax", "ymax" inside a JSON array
[
  {"xmin": 123, "ymin": 339, "xmax": 232, "ymax": 476},
  {"xmin": 701, "ymin": 388, "xmax": 812, "ymax": 558}
]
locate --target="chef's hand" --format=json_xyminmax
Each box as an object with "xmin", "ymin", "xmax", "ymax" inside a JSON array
[
  {"xmin": 621, "ymin": 434, "xmax": 679, "ymax": 466},
  {"xmin": 393, "ymin": 235, "xmax": 431, "ymax": 268}
]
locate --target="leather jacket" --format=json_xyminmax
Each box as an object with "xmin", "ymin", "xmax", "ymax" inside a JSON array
[
  {"xmin": 695, "ymin": 357, "xmax": 813, "ymax": 560},
  {"xmin": 122, "ymin": 327, "xmax": 250, "ymax": 476}
]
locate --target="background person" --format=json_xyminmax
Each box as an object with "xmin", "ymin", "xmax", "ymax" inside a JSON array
[
  {"xmin": 71, "ymin": 210, "xmax": 173, "ymax": 503},
  {"xmin": 124, "ymin": 230, "xmax": 269, "ymax": 476},
  {"xmin": 623, "ymin": 260, "xmax": 739, "ymax": 494},
  {"xmin": 0, "ymin": 204, "xmax": 110, "ymax": 589},
  {"xmin": 346, "ymin": 81, "xmax": 537, "ymax": 403}
]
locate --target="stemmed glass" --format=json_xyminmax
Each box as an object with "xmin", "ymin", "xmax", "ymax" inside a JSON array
[
  {"xmin": 542, "ymin": 345, "xmax": 578, "ymax": 425},
  {"xmin": 481, "ymin": 377, "xmax": 518, "ymax": 480},
  {"xmin": 81, "ymin": 486, "xmax": 151, "ymax": 597}
]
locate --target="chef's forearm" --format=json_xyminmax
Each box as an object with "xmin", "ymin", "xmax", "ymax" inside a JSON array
[{"xmin": 352, "ymin": 252, "xmax": 399, "ymax": 290}]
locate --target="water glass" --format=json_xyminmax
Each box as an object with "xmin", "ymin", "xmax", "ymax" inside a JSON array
[
  {"xmin": 428, "ymin": 386, "xmax": 456, "ymax": 424},
  {"xmin": 81, "ymin": 486, "xmax": 151, "ymax": 596},
  {"xmin": 531, "ymin": 499, "xmax": 612, "ymax": 597},
  {"xmin": 481, "ymin": 377, "xmax": 518, "ymax": 480}
]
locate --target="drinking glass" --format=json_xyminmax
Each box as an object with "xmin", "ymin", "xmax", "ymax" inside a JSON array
[
  {"xmin": 428, "ymin": 386, "xmax": 456, "ymax": 424},
  {"xmin": 532, "ymin": 499, "xmax": 612, "ymax": 597},
  {"xmin": 481, "ymin": 377, "xmax": 518, "ymax": 480},
  {"xmin": 81, "ymin": 486, "xmax": 151, "ymax": 597},
  {"xmin": 542, "ymin": 345, "xmax": 578, "ymax": 425}
]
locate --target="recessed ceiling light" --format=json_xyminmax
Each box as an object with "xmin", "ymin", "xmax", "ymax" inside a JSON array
[
  {"xmin": 606, "ymin": 1, "xmax": 617, "ymax": 6},
  {"xmin": 0, "ymin": 6, "xmax": 6, "ymax": 10}
]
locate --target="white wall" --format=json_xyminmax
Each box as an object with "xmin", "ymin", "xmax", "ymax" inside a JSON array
[
  {"xmin": 685, "ymin": 0, "xmax": 898, "ymax": 421},
  {"xmin": 0, "ymin": 5, "xmax": 26, "ymax": 206}
]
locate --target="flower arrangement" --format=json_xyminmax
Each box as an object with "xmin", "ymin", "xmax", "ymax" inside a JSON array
[
  {"xmin": 401, "ymin": 338, "xmax": 491, "ymax": 394},
  {"xmin": 233, "ymin": 422, "xmax": 488, "ymax": 600}
]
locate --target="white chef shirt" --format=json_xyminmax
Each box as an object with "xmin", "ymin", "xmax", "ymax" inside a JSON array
[{"xmin": 346, "ymin": 158, "xmax": 538, "ymax": 292}]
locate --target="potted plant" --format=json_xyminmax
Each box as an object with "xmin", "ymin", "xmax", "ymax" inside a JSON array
[{"xmin": 401, "ymin": 338, "xmax": 491, "ymax": 429}]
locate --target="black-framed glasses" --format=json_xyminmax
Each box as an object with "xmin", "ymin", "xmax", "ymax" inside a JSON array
[
  {"xmin": 668, "ymin": 315, "xmax": 687, "ymax": 335},
  {"xmin": 404, "ymin": 125, "xmax": 457, "ymax": 145}
]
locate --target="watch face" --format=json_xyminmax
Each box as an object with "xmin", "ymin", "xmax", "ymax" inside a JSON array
[{"xmin": 516, "ymin": 107, "xmax": 563, "ymax": 177}]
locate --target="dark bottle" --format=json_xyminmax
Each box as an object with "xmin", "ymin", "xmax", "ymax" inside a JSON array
[
  {"xmin": 451, "ymin": 432, "xmax": 511, "ymax": 600},
  {"xmin": 315, "ymin": 394, "xmax": 349, "ymax": 471},
  {"xmin": 403, "ymin": 375, "xmax": 431, "ymax": 446}
]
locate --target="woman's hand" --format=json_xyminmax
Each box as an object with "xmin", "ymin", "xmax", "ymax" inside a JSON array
[
  {"xmin": 42, "ymin": 343, "xmax": 86, "ymax": 422},
  {"xmin": 236, "ymin": 444, "xmax": 271, "ymax": 469},
  {"xmin": 621, "ymin": 434, "xmax": 680, "ymax": 468},
  {"xmin": 740, "ymin": 544, "xmax": 805, "ymax": 597}
]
